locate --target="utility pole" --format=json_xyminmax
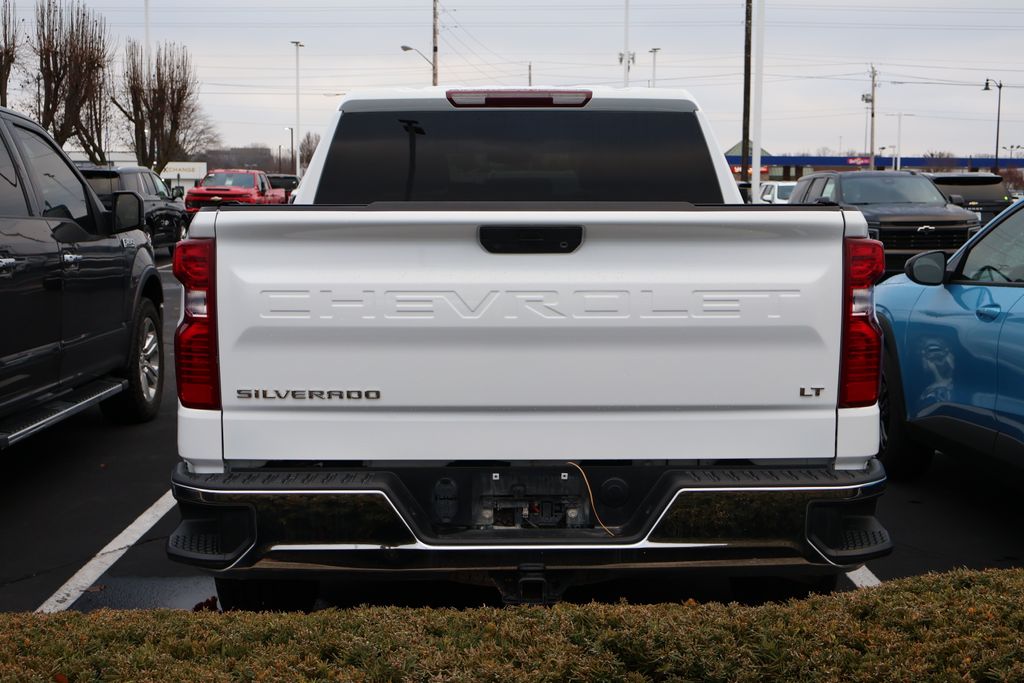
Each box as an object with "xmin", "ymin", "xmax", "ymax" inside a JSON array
[
  {"xmin": 528, "ymin": 62, "xmax": 532, "ymax": 86},
  {"xmin": 432, "ymin": 0, "xmax": 439, "ymax": 86},
  {"xmin": 741, "ymin": 0, "xmax": 752, "ymax": 183},
  {"xmin": 649, "ymin": 47, "xmax": 660, "ymax": 87},
  {"xmin": 862, "ymin": 65, "xmax": 878, "ymax": 169},
  {"xmin": 291, "ymin": 41, "xmax": 304, "ymax": 176}
]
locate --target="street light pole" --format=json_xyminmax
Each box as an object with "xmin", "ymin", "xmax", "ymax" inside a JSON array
[
  {"xmin": 401, "ymin": 45, "xmax": 434, "ymax": 83},
  {"xmin": 984, "ymin": 78, "xmax": 1003, "ymax": 171},
  {"xmin": 750, "ymin": 0, "xmax": 765, "ymax": 203},
  {"xmin": 649, "ymin": 47, "xmax": 660, "ymax": 87},
  {"xmin": 884, "ymin": 112, "xmax": 914, "ymax": 170},
  {"xmin": 896, "ymin": 114, "xmax": 903, "ymax": 170},
  {"xmin": 291, "ymin": 41, "xmax": 304, "ymax": 177}
]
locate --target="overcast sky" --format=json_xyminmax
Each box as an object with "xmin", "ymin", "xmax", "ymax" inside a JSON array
[{"xmin": 10, "ymin": 0, "xmax": 1024, "ymax": 159}]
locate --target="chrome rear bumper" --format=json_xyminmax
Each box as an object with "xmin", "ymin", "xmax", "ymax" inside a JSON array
[{"xmin": 168, "ymin": 459, "xmax": 891, "ymax": 576}]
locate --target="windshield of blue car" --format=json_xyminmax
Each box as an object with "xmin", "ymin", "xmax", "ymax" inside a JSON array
[
  {"xmin": 200, "ymin": 172, "xmax": 255, "ymax": 188},
  {"xmin": 841, "ymin": 176, "xmax": 948, "ymax": 205}
]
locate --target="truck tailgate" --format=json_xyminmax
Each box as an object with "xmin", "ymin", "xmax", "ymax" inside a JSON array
[{"xmin": 214, "ymin": 209, "xmax": 847, "ymax": 463}]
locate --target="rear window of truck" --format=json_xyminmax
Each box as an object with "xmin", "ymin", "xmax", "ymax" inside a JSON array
[
  {"xmin": 315, "ymin": 110, "xmax": 724, "ymax": 204},
  {"xmin": 932, "ymin": 178, "xmax": 1011, "ymax": 203}
]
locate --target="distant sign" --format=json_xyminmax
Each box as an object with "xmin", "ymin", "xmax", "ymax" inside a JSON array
[
  {"xmin": 162, "ymin": 161, "xmax": 207, "ymax": 178},
  {"xmin": 731, "ymin": 165, "xmax": 768, "ymax": 174},
  {"xmin": 847, "ymin": 157, "xmax": 870, "ymax": 166}
]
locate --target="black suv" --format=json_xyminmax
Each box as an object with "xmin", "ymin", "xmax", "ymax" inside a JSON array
[
  {"xmin": 790, "ymin": 170, "xmax": 980, "ymax": 273},
  {"xmin": 924, "ymin": 172, "xmax": 1014, "ymax": 226},
  {"xmin": 83, "ymin": 166, "xmax": 187, "ymax": 255},
  {"xmin": 0, "ymin": 108, "xmax": 165, "ymax": 449}
]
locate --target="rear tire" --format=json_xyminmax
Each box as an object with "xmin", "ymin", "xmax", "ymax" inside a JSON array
[
  {"xmin": 215, "ymin": 578, "xmax": 319, "ymax": 612},
  {"xmin": 100, "ymin": 299, "xmax": 164, "ymax": 423},
  {"xmin": 878, "ymin": 350, "xmax": 933, "ymax": 481}
]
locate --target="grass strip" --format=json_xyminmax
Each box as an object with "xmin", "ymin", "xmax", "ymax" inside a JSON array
[{"xmin": 1, "ymin": 568, "xmax": 1023, "ymax": 682}]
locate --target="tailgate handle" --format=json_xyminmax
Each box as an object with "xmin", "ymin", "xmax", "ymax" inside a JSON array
[{"xmin": 479, "ymin": 226, "xmax": 582, "ymax": 254}]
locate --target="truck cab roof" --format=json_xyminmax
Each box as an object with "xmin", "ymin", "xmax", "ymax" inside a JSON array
[{"xmin": 335, "ymin": 86, "xmax": 701, "ymax": 112}]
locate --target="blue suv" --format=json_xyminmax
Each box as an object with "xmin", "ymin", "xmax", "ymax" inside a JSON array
[{"xmin": 875, "ymin": 199, "xmax": 1024, "ymax": 479}]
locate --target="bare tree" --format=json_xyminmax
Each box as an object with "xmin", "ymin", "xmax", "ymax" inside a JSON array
[
  {"xmin": 113, "ymin": 40, "xmax": 219, "ymax": 173},
  {"xmin": 203, "ymin": 144, "xmax": 274, "ymax": 170},
  {"xmin": 75, "ymin": 65, "xmax": 111, "ymax": 165},
  {"xmin": 31, "ymin": 0, "xmax": 109, "ymax": 145},
  {"xmin": 996, "ymin": 168, "xmax": 1024, "ymax": 193},
  {"xmin": 923, "ymin": 150, "xmax": 956, "ymax": 172},
  {"xmin": 180, "ymin": 109, "xmax": 220, "ymax": 160},
  {"xmin": 0, "ymin": 0, "xmax": 17, "ymax": 108},
  {"xmin": 299, "ymin": 131, "xmax": 319, "ymax": 169}
]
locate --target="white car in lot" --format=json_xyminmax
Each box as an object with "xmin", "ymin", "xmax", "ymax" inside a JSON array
[{"xmin": 760, "ymin": 180, "xmax": 797, "ymax": 204}]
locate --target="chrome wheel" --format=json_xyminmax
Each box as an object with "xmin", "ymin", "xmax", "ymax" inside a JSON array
[{"xmin": 138, "ymin": 317, "xmax": 161, "ymax": 402}]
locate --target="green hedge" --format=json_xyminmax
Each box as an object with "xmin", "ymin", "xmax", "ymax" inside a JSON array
[{"xmin": 3, "ymin": 569, "xmax": 1024, "ymax": 682}]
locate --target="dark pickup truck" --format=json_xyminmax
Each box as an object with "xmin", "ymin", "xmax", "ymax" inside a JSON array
[
  {"xmin": 924, "ymin": 172, "xmax": 1014, "ymax": 226},
  {"xmin": 0, "ymin": 107, "xmax": 166, "ymax": 449},
  {"xmin": 791, "ymin": 170, "xmax": 980, "ymax": 274}
]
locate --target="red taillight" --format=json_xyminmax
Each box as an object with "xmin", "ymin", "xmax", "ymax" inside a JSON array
[
  {"xmin": 173, "ymin": 238, "xmax": 220, "ymax": 410},
  {"xmin": 446, "ymin": 89, "xmax": 592, "ymax": 108},
  {"xmin": 839, "ymin": 238, "xmax": 885, "ymax": 408}
]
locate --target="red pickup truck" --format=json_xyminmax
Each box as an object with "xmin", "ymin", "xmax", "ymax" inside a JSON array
[{"xmin": 185, "ymin": 169, "xmax": 285, "ymax": 220}]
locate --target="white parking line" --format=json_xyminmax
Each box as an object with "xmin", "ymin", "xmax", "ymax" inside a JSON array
[
  {"xmin": 157, "ymin": 263, "xmax": 173, "ymax": 271},
  {"xmin": 37, "ymin": 490, "xmax": 177, "ymax": 613},
  {"xmin": 845, "ymin": 565, "xmax": 882, "ymax": 589}
]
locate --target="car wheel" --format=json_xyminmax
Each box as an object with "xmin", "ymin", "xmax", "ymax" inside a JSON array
[
  {"xmin": 215, "ymin": 578, "xmax": 319, "ymax": 612},
  {"xmin": 878, "ymin": 350, "xmax": 933, "ymax": 481},
  {"xmin": 100, "ymin": 299, "xmax": 164, "ymax": 423}
]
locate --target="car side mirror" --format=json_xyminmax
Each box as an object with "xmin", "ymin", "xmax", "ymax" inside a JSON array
[
  {"xmin": 112, "ymin": 191, "xmax": 145, "ymax": 232},
  {"xmin": 949, "ymin": 194, "xmax": 966, "ymax": 206},
  {"xmin": 172, "ymin": 186, "xmax": 184, "ymax": 199},
  {"xmin": 905, "ymin": 250, "xmax": 947, "ymax": 286},
  {"xmin": 813, "ymin": 197, "xmax": 837, "ymax": 205}
]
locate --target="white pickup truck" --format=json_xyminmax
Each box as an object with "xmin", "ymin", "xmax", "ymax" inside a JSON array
[{"xmin": 167, "ymin": 87, "xmax": 891, "ymax": 610}]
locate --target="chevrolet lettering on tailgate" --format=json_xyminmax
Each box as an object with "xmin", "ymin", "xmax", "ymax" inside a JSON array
[{"xmin": 258, "ymin": 288, "xmax": 803, "ymax": 321}]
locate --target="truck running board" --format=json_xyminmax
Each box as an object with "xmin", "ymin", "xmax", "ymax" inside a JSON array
[{"xmin": 0, "ymin": 378, "xmax": 126, "ymax": 449}]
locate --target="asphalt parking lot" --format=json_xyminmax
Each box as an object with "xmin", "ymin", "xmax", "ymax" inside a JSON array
[{"xmin": 2, "ymin": 259, "xmax": 1023, "ymax": 613}]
